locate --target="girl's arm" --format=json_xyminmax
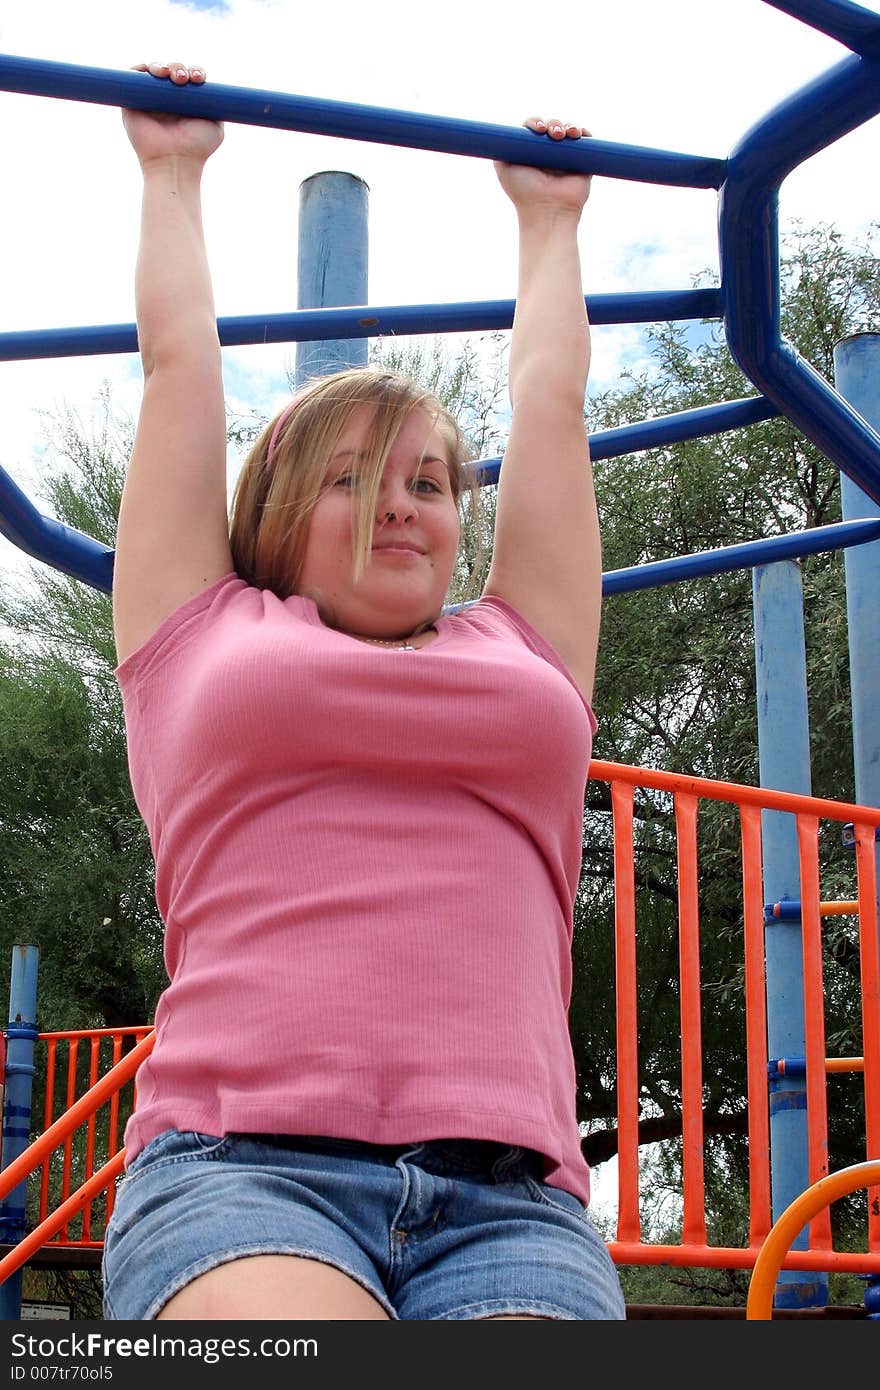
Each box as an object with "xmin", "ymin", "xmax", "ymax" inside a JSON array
[
  {"xmin": 113, "ymin": 62, "xmax": 233, "ymax": 666},
  {"xmin": 482, "ymin": 118, "xmax": 601, "ymax": 703}
]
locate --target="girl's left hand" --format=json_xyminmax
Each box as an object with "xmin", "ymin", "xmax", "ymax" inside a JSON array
[{"xmin": 494, "ymin": 117, "xmax": 592, "ymax": 215}]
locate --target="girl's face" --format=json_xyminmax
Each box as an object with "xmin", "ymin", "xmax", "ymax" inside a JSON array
[{"xmin": 297, "ymin": 406, "xmax": 461, "ymax": 638}]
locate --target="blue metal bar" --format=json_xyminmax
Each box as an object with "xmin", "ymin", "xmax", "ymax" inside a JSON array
[
  {"xmin": 768, "ymin": 1058, "xmax": 808, "ymax": 1078},
  {"xmin": 601, "ymin": 517, "xmax": 880, "ymax": 596},
  {"xmin": 295, "ymin": 173, "xmax": 369, "ymax": 384},
  {"xmin": 720, "ymin": 49, "xmax": 880, "ymax": 504},
  {"xmin": 0, "ymin": 289, "xmax": 723, "ymax": 364},
  {"xmin": 474, "ymin": 396, "xmax": 779, "ymax": 488},
  {"xmin": 762, "ymin": 0, "xmax": 880, "ymax": 55},
  {"xmin": 0, "ymin": 55, "xmax": 726, "ymax": 190},
  {"xmin": 5, "ymin": 445, "xmax": 879, "ymax": 605},
  {"xmin": 0, "ymin": 945, "xmax": 39, "ymax": 1320},
  {"xmin": 833, "ymin": 333, "xmax": 880, "ymax": 980},
  {"xmin": 752, "ymin": 560, "xmax": 827, "ymax": 1309},
  {"xmin": 584, "ymin": 395, "xmax": 777, "ymax": 464}
]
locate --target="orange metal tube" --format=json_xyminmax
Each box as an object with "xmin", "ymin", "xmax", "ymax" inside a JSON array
[
  {"xmin": 740, "ymin": 804, "xmax": 772, "ymax": 1245},
  {"xmin": 819, "ymin": 900, "xmax": 860, "ymax": 916},
  {"xmin": 796, "ymin": 813, "xmax": 832, "ymax": 1249},
  {"xmin": 854, "ymin": 822, "xmax": 880, "ymax": 1251},
  {"xmin": 609, "ymin": 1237, "xmax": 880, "ymax": 1273},
  {"xmin": 38, "ymin": 1039, "xmax": 56, "ymax": 1224},
  {"xmin": 38, "ymin": 1027, "xmax": 149, "ymax": 1041},
  {"xmin": 81, "ymin": 1037, "xmax": 101, "ymax": 1243},
  {"xmin": 825, "ymin": 1057, "xmax": 865, "ymax": 1073},
  {"xmin": 612, "ymin": 780, "xmax": 640, "ymax": 1243},
  {"xmin": 589, "ymin": 760, "xmax": 880, "ymax": 825},
  {"xmin": 746, "ymin": 1161, "xmax": 880, "ymax": 1318},
  {"xmin": 674, "ymin": 792, "xmax": 706, "ymax": 1247},
  {"xmin": 105, "ymin": 1032, "xmax": 124, "ymax": 1227},
  {"xmin": 59, "ymin": 1038, "xmax": 79, "ymax": 1239}
]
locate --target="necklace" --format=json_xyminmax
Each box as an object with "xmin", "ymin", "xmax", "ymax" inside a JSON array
[{"xmin": 358, "ymin": 635, "xmax": 418, "ymax": 650}]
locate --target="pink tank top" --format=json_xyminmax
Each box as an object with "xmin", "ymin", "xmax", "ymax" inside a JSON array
[{"xmin": 116, "ymin": 573, "xmax": 597, "ymax": 1201}]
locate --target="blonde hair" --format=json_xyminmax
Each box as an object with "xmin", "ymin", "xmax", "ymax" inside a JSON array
[{"xmin": 229, "ymin": 367, "xmax": 481, "ymax": 601}]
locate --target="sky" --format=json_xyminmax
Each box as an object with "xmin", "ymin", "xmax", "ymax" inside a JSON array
[{"xmin": 2, "ymin": 0, "xmax": 878, "ymax": 1220}]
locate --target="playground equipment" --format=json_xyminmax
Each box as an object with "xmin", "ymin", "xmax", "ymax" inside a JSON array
[
  {"xmin": 746, "ymin": 1159, "xmax": 880, "ymax": 1318},
  {"xmin": 1, "ymin": 0, "xmax": 879, "ymax": 1318}
]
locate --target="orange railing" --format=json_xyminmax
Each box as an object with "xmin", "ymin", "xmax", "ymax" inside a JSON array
[
  {"xmin": 35, "ymin": 1027, "xmax": 153, "ymax": 1245},
  {"xmin": 0, "ymin": 1028, "xmax": 154, "ymax": 1283},
  {"xmin": 596, "ymin": 759, "xmax": 880, "ymax": 1277},
  {"xmin": 1, "ymin": 758, "xmax": 879, "ymax": 1292}
]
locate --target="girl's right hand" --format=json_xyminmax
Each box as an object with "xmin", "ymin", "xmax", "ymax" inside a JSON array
[{"xmin": 122, "ymin": 62, "xmax": 224, "ymax": 166}]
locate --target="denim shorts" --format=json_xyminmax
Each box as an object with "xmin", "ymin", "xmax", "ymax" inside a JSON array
[{"xmin": 102, "ymin": 1131, "xmax": 625, "ymax": 1321}]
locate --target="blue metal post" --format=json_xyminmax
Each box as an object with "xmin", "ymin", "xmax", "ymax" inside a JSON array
[
  {"xmin": 752, "ymin": 562, "xmax": 828, "ymax": 1308},
  {"xmin": 833, "ymin": 335, "xmax": 880, "ymax": 823},
  {"xmin": 0, "ymin": 945, "xmax": 39, "ymax": 1319},
  {"xmin": 295, "ymin": 171, "xmax": 369, "ymax": 386},
  {"xmin": 832, "ymin": 343, "xmax": 880, "ymax": 1223}
]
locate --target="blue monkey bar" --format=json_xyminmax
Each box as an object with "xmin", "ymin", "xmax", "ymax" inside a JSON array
[{"xmin": 0, "ymin": 0, "xmax": 879, "ymax": 592}]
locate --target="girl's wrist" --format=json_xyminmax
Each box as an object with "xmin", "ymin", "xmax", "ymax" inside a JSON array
[
  {"xmin": 515, "ymin": 203, "xmax": 585, "ymax": 234},
  {"xmin": 139, "ymin": 150, "xmax": 210, "ymax": 182}
]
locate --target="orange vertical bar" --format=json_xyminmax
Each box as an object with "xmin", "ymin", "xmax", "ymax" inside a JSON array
[
  {"xmin": 105, "ymin": 1032, "xmax": 124, "ymax": 1227},
  {"xmin": 854, "ymin": 822, "xmax": 880, "ymax": 1252},
  {"xmin": 39, "ymin": 1039, "xmax": 56, "ymax": 1224},
  {"xmin": 81, "ymin": 1036, "xmax": 100, "ymax": 1242},
  {"xmin": 740, "ymin": 804, "xmax": 772, "ymax": 1245},
  {"xmin": 796, "ymin": 813, "xmax": 832, "ymax": 1250},
  {"xmin": 59, "ymin": 1038, "xmax": 78, "ymax": 1241},
  {"xmin": 674, "ymin": 791, "xmax": 706, "ymax": 1247},
  {"xmin": 612, "ymin": 779, "xmax": 641, "ymax": 1243}
]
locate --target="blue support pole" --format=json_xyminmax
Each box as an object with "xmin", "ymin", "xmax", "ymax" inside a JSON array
[
  {"xmin": 0, "ymin": 945, "xmax": 39, "ymax": 1320},
  {"xmin": 295, "ymin": 172, "xmax": 369, "ymax": 387},
  {"xmin": 832, "ymin": 332, "xmax": 880, "ymax": 957},
  {"xmin": 752, "ymin": 562, "xmax": 828, "ymax": 1308}
]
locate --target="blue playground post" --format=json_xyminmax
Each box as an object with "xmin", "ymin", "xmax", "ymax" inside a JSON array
[
  {"xmin": 0, "ymin": 945, "xmax": 39, "ymax": 1321},
  {"xmin": 832, "ymin": 333, "xmax": 880, "ymax": 943},
  {"xmin": 833, "ymin": 333, "xmax": 880, "ymax": 815},
  {"xmin": 295, "ymin": 171, "xmax": 369, "ymax": 386},
  {"xmin": 752, "ymin": 563, "xmax": 828, "ymax": 1309}
]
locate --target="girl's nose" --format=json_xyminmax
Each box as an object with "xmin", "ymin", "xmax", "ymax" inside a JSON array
[{"xmin": 376, "ymin": 483, "xmax": 416, "ymax": 523}]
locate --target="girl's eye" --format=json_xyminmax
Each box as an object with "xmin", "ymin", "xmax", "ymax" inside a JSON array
[
  {"xmin": 412, "ymin": 478, "xmax": 441, "ymax": 493},
  {"xmin": 334, "ymin": 473, "xmax": 360, "ymax": 489}
]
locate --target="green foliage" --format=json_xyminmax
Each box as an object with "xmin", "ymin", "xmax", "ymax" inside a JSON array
[{"xmin": 0, "ymin": 394, "xmax": 164, "ymax": 1031}]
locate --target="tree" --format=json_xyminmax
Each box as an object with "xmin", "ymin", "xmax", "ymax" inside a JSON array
[{"xmin": 0, "ymin": 392, "xmax": 164, "ymax": 1031}]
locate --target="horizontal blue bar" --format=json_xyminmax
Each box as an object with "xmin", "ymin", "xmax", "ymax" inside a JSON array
[
  {"xmin": 473, "ymin": 396, "xmax": 780, "ymax": 485},
  {"xmin": 601, "ymin": 517, "xmax": 880, "ymax": 596},
  {"xmin": 0, "ymin": 289, "xmax": 723, "ymax": 364},
  {"xmin": 763, "ymin": 0, "xmax": 880, "ymax": 55},
  {"xmin": 4, "ymin": 1024, "xmax": 38, "ymax": 1041},
  {"xmin": 768, "ymin": 1057, "xmax": 808, "ymax": 1078},
  {"xmin": 766, "ymin": 900, "xmax": 803, "ymax": 921},
  {"xmin": 0, "ymin": 55, "xmax": 726, "ymax": 190},
  {"xmin": 4, "ymin": 442, "xmax": 878, "ymax": 602}
]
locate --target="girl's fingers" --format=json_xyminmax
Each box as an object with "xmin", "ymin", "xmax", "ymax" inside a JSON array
[
  {"xmin": 524, "ymin": 117, "xmax": 590, "ymax": 140},
  {"xmin": 131, "ymin": 61, "xmax": 206, "ymax": 84}
]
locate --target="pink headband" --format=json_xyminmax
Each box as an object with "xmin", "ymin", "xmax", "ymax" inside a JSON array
[{"xmin": 265, "ymin": 399, "xmax": 299, "ymax": 465}]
